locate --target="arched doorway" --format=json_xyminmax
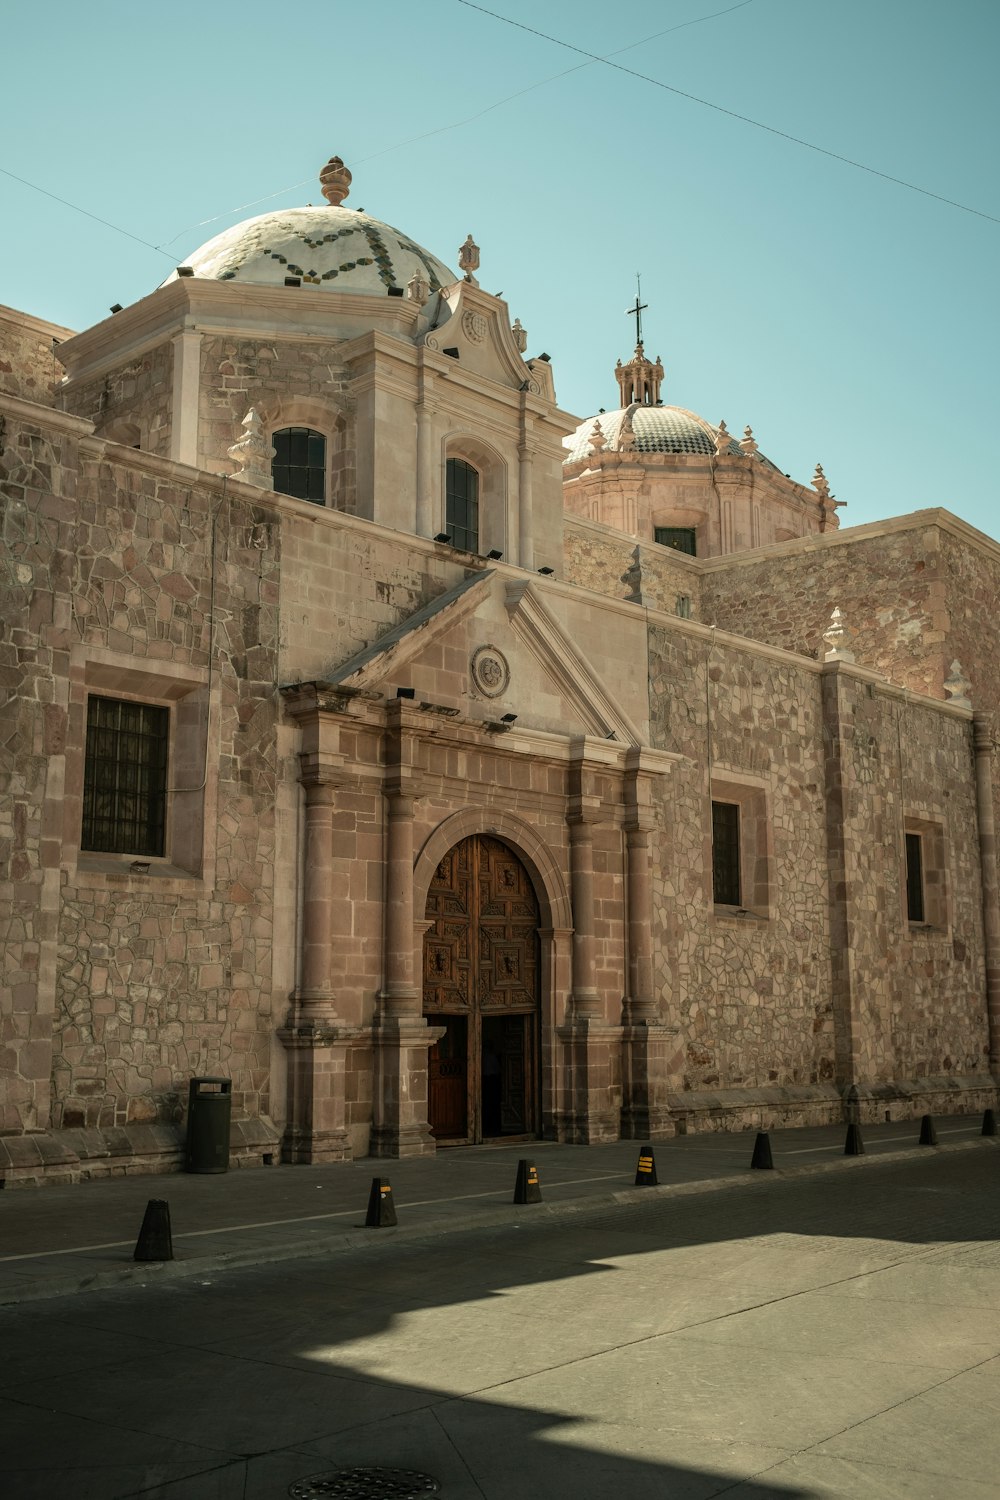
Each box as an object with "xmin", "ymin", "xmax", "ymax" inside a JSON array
[{"xmin": 423, "ymin": 835, "xmax": 540, "ymax": 1143}]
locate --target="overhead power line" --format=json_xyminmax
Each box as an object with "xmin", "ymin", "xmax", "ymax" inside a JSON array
[
  {"xmin": 456, "ymin": 0, "xmax": 1000, "ymax": 226},
  {"xmin": 0, "ymin": 165, "xmax": 177, "ymax": 260}
]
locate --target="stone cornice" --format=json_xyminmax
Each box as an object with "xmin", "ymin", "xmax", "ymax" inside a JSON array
[
  {"xmin": 0, "ymin": 391, "xmax": 93, "ymax": 436},
  {"xmin": 0, "ymin": 302, "xmax": 76, "ymax": 341},
  {"xmin": 698, "ymin": 507, "xmax": 1000, "ymax": 572}
]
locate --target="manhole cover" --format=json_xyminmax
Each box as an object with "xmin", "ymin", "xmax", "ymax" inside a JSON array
[{"xmin": 289, "ymin": 1467, "xmax": 441, "ymax": 1499}]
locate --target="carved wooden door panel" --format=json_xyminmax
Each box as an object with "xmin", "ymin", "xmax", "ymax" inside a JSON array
[{"xmin": 424, "ymin": 835, "xmax": 539, "ymax": 1142}]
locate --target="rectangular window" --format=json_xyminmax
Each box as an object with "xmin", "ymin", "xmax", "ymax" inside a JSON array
[
  {"xmin": 446, "ymin": 458, "xmax": 479, "ymax": 553},
  {"xmin": 905, "ymin": 831, "xmax": 925, "ymax": 923},
  {"xmin": 654, "ymin": 526, "xmax": 697, "ymax": 557},
  {"xmin": 712, "ymin": 801, "xmax": 741, "ymax": 906},
  {"xmin": 81, "ymin": 695, "xmax": 169, "ymax": 856}
]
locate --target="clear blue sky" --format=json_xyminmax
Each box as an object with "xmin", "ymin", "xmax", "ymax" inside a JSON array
[{"xmin": 2, "ymin": 0, "xmax": 997, "ymax": 534}]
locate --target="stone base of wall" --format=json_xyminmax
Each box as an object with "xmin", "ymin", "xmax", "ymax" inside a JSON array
[
  {"xmin": 0, "ymin": 1116, "xmax": 282, "ymax": 1188},
  {"xmin": 669, "ymin": 1075, "xmax": 999, "ymax": 1135}
]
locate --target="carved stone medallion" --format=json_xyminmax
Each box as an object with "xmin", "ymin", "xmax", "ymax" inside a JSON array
[
  {"xmin": 462, "ymin": 311, "xmax": 488, "ymax": 345},
  {"xmin": 470, "ymin": 645, "xmax": 510, "ymax": 698}
]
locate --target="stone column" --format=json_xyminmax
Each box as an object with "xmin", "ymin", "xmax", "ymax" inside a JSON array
[
  {"xmin": 973, "ymin": 713, "xmax": 1000, "ymax": 1074},
  {"xmin": 279, "ymin": 756, "xmax": 355, "ymax": 1164},
  {"xmin": 370, "ymin": 705, "xmax": 441, "ymax": 1158}
]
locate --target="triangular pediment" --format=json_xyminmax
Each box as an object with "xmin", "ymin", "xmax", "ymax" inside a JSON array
[{"xmin": 423, "ymin": 283, "xmax": 536, "ymax": 392}]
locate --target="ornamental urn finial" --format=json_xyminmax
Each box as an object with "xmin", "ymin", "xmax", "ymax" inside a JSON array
[
  {"xmin": 319, "ymin": 155, "xmax": 352, "ymax": 206},
  {"xmin": 228, "ymin": 408, "xmax": 275, "ymax": 489},
  {"xmin": 459, "ymin": 233, "xmax": 480, "ymax": 283},
  {"xmin": 511, "ymin": 317, "xmax": 528, "ymax": 354},
  {"xmin": 944, "ymin": 659, "xmax": 972, "ymax": 708},
  {"xmin": 589, "ymin": 419, "xmax": 606, "ymax": 454},
  {"xmin": 714, "ymin": 419, "xmax": 730, "ymax": 457},
  {"xmin": 812, "ymin": 462, "xmax": 831, "ymax": 501},
  {"xmin": 406, "ymin": 270, "xmax": 430, "ymax": 306},
  {"xmin": 740, "ymin": 424, "xmax": 758, "ymax": 455},
  {"xmin": 823, "ymin": 606, "xmax": 855, "ymax": 663}
]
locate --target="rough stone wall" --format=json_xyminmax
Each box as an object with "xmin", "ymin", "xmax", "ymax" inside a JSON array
[
  {"xmin": 700, "ymin": 523, "xmax": 948, "ymax": 695},
  {"xmin": 564, "ymin": 520, "xmax": 703, "ymax": 617},
  {"xmin": 1, "ymin": 405, "xmax": 282, "ymax": 1133},
  {"xmin": 0, "ymin": 310, "xmax": 69, "ymax": 405},
  {"xmin": 939, "ymin": 530, "xmax": 1000, "ymax": 725},
  {"xmin": 61, "ymin": 342, "xmax": 174, "ymax": 456},
  {"xmin": 648, "ymin": 627, "xmax": 835, "ymax": 1094},
  {"xmin": 828, "ymin": 674, "xmax": 986, "ymax": 1084},
  {"xmin": 0, "ymin": 409, "xmax": 80, "ymax": 1131},
  {"xmin": 198, "ymin": 336, "xmax": 356, "ymax": 512}
]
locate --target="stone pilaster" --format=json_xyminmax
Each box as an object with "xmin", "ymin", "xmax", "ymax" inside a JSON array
[
  {"xmin": 370, "ymin": 703, "xmax": 440, "ymax": 1157},
  {"xmin": 821, "ymin": 665, "xmax": 862, "ymax": 1097},
  {"xmin": 556, "ymin": 752, "xmax": 620, "ymax": 1143},
  {"xmin": 973, "ymin": 713, "xmax": 1000, "ymax": 1076},
  {"xmin": 279, "ymin": 752, "xmax": 355, "ymax": 1163},
  {"xmin": 619, "ymin": 754, "xmax": 678, "ymax": 1138}
]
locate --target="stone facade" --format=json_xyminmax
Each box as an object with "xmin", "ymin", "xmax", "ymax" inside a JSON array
[
  {"xmin": 0, "ymin": 304, "xmax": 71, "ymax": 407},
  {"xmin": 1, "ymin": 159, "xmax": 997, "ymax": 1184}
]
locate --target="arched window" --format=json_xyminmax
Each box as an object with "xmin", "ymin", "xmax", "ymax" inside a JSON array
[
  {"xmin": 272, "ymin": 427, "xmax": 326, "ymax": 504},
  {"xmin": 446, "ymin": 458, "xmax": 479, "ymax": 552}
]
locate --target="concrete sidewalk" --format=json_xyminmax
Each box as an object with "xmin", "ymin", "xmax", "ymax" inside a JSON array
[{"xmin": 1, "ymin": 1114, "xmax": 994, "ymax": 1305}]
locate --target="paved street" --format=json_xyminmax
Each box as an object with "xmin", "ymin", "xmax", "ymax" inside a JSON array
[{"xmin": 2, "ymin": 1145, "xmax": 999, "ymax": 1498}]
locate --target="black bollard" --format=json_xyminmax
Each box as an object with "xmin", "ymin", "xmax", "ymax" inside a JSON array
[
  {"xmin": 365, "ymin": 1176, "xmax": 397, "ymax": 1227},
  {"xmin": 918, "ymin": 1114, "xmax": 938, "ymax": 1146},
  {"xmin": 844, "ymin": 1122, "xmax": 865, "ymax": 1156},
  {"xmin": 750, "ymin": 1131, "xmax": 774, "ymax": 1170},
  {"xmin": 634, "ymin": 1144, "xmax": 658, "ymax": 1186},
  {"xmin": 982, "ymin": 1108, "xmax": 997, "ymax": 1137},
  {"xmin": 133, "ymin": 1199, "xmax": 173, "ymax": 1262},
  {"xmin": 513, "ymin": 1158, "xmax": 542, "ymax": 1204}
]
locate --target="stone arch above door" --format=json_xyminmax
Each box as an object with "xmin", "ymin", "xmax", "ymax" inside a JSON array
[{"xmin": 413, "ymin": 807, "xmax": 571, "ymax": 931}]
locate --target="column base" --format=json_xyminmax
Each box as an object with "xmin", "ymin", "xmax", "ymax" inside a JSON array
[
  {"xmin": 554, "ymin": 1020, "xmax": 623, "ymax": 1143},
  {"xmin": 620, "ymin": 1021, "xmax": 683, "ymax": 1139},
  {"xmin": 278, "ymin": 1021, "xmax": 358, "ymax": 1166},
  {"xmin": 369, "ymin": 1014, "xmax": 444, "ymax": 1159}
]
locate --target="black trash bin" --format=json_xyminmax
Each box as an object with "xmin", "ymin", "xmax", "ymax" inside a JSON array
[{"xmin": 185, "ymin": 1077, "xmax": 232, "ymax": 1174}]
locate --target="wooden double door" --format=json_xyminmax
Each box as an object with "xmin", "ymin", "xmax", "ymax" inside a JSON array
[{"xmin": 424, "ymin": 835, "xmax": 540, "ymax": 1143}]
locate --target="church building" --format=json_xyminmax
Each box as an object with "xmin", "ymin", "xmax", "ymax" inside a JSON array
[{"xmin": 1, "ymin": 156, "xmax": 998, "ymax": 1183}]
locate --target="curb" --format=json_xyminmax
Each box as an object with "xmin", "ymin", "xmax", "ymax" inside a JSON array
[{"xmin": 1, "ymin": 1135, "xmax": 994, "ymax": 1308}]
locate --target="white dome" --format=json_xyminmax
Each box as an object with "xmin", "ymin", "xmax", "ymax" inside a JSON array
[{"xmin": 162, "ymin": 204, "xmax": 456, "ymax": 297}]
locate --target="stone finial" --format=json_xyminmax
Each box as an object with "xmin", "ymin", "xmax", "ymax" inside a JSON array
[
  {"xmin": 406, "ymin": 270, "xmax": 430, "ymax": 306},
  {"xmin": 227, "ymin": 408, "xmax": 275, "ymax": 488},
  {"xmin": 740, "ymin": 424, "xmax": 758, "ymax": 455},
  {"xmin": 319, "ymin": 155, "xmax": 352, "ymax": 206},
  {"xmin": 618, "ymin": 407, "xmax": 637, "ymax": 452},
  {"xmin": 458, "ymin": 234, "xmax": 480, "ymax": 283},
  {"xmin": 812, "ymin": 462, "xmax": 831, "ymax": 501},
  {"xmin": 589, "ymin": 419, "xmax": 606, "ymax": 454},
  {"xmin": 944, "ymin": 659, "xmax": 972, "ymax": 708},
  {"xmin": 511, "ymin": 317, "xmax": 528, "ymax": 354},
  {"xmin": 714, "ymin": 419, "xmax": 731, "ymax": 457},
  {"xmin": 823, "ymin": 606, "xmax": 855, "ymax": 663}
]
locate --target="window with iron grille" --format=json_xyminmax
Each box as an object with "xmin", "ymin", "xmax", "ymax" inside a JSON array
[
  {"xmin": 271, "ymin": 427, "xmax": 326, "ymax": 504},
  {"xmin": 905, "ymin": 831, "xmax": 925, "ymax": 922},
  {"xmin": 446, "ymin": 458, "xmax": 479, "ymax": 552},
  {"xmin": 712, "ymin": 801, "xmax": 741, "ymax": 906},
  {"xmin": 654, "ymin": 526, "xmax": 697, "ymax": 556},
  {"xmin": 81, "ymin": 696, "xmax": 169, "ymax": 856}
]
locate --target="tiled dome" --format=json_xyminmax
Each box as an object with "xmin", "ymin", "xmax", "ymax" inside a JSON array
[
  {"xmin": 162, "ymin": 204, "xmax": 455, "ymax": 296},
  {"xmin": 564, "ymin": 405, "xmax": 777, "ymax": 469}
]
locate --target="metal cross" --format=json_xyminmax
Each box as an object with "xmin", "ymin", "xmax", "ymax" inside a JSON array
[{"xmin": 626, "ymin": 273, "xmax": 647, "ymax": 346}]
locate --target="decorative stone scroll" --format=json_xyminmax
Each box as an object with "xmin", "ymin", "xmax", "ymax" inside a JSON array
[{"xmin": 470, "ymin": 644, "xmax": 510, "ymax": 698}]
